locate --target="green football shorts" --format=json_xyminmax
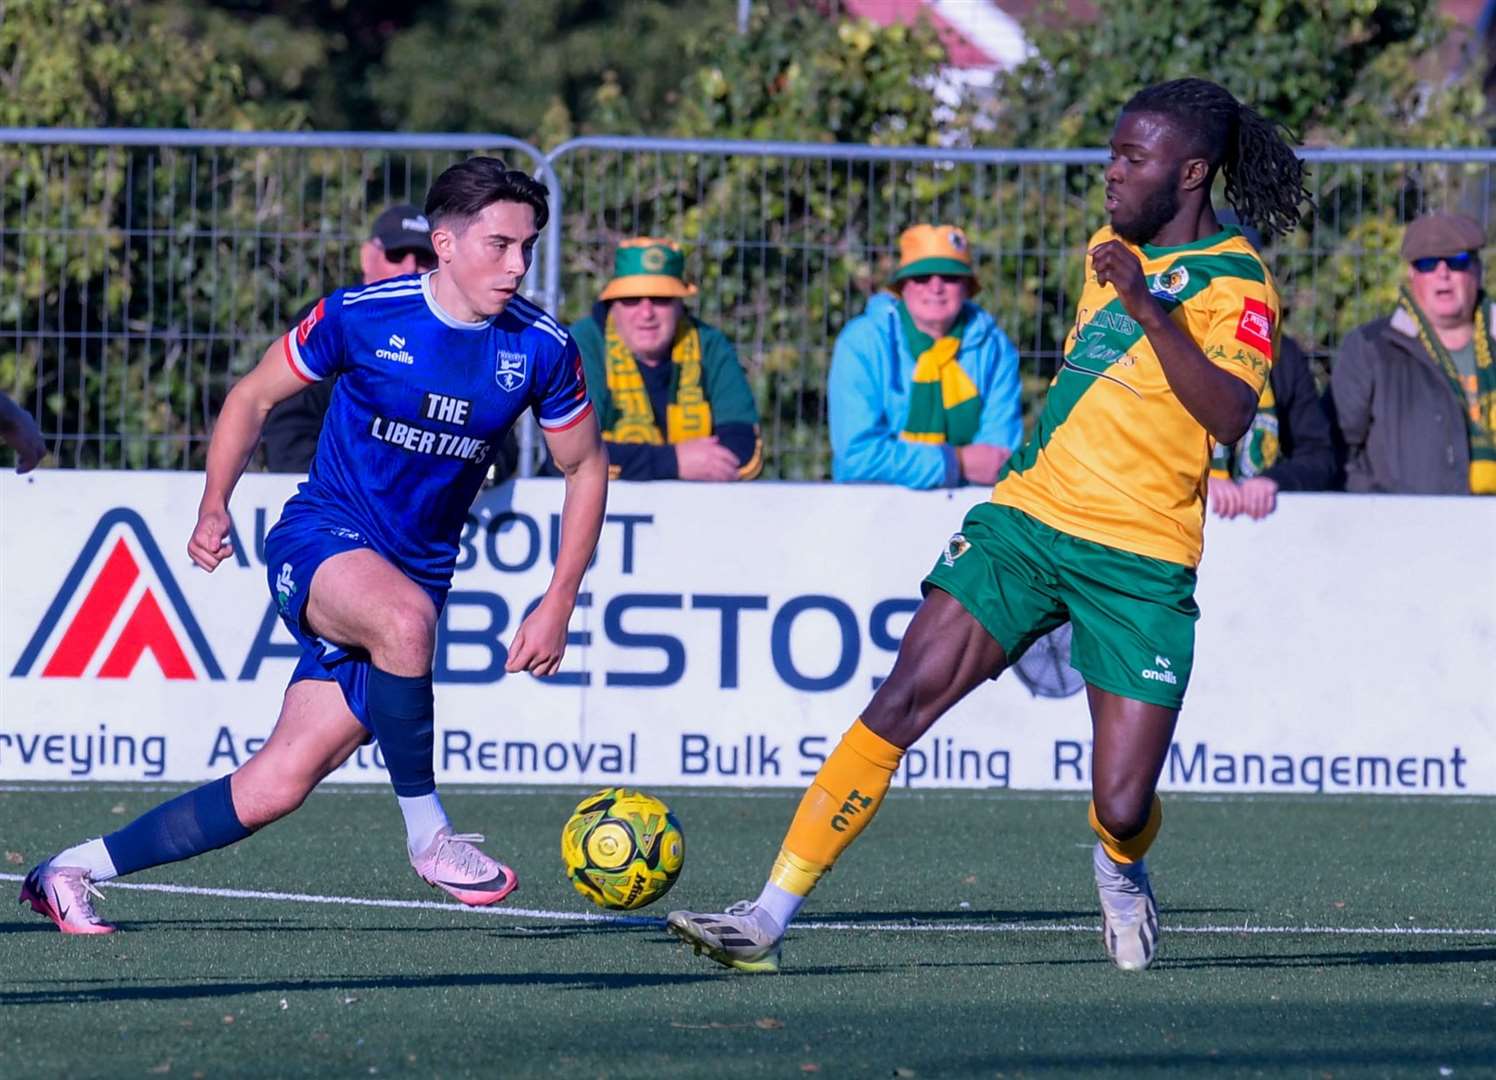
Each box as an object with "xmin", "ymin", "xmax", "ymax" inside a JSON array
[{"xmin": 923, "ymin": 502, "xmax": 1199, "ymax": 710}]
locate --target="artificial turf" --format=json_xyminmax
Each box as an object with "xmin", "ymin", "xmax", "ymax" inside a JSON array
[{"xmin": 1, "ymin": 784, "xmax": 1491, "ymax": 1078}]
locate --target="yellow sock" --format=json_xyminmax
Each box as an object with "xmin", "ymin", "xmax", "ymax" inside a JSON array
[
  {"xmin": 768, "ymin": 718, "xmax": 904, "ymax": 897},
  {"xmin": 1089, "ymin": 794, "xmax": 1163, "ymax": 864}
]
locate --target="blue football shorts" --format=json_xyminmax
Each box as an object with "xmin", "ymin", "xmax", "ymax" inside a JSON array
[{"xmin": 263, "ymin": 515, "xmax": 447, "ymax": 732}]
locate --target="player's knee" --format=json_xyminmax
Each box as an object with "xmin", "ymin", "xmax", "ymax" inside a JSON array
[
  {"xmin": 235, "ymin": 774, "xmax": 312, "ymax": 829},
  {"xmin": 1091, "ymin": 793, "xmax": 1150, "ymax": 841},
  {"xmin": 380, "ymin": 598, "xmax": 437, "ymax": 660}
]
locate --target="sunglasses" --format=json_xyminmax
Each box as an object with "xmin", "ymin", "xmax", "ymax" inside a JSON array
[
  {"xmin": 1410, "ymin": 252, "xmax": 1477, "ymax": 274},
  {"xmin": 614, "ymin": 296, "xmax": 674, "ymax": 308},
  {"xmin": 904, "ymin": 273, "xmax": 969, "ymax": 286},
  {"xmin": 385, "ymin": 247, "xmax": 437, "ymax": 270}
]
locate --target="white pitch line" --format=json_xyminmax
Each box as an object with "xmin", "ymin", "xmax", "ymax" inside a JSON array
[{"xmin": 1, "ymin": 873, "xmax": 1491, "ymax": 937}]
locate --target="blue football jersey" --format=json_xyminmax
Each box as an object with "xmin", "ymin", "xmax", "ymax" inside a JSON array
[{"xmin": 274, "ymin": 272, "xmax": 592, "ymax": 589}]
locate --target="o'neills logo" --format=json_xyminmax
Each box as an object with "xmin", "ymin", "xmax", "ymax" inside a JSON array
[{"xmin": 376, "ymin": 333, "xmax": 415, "ymax": 365}]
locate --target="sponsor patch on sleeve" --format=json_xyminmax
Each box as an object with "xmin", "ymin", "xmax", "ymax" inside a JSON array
[
  {"xmin": 1234, "ymin": 297, "xmax": 1274, "ymax": 355},
  {"xmin": 296, "ymin": 298, "xmax": 326, "ymax": 346}
]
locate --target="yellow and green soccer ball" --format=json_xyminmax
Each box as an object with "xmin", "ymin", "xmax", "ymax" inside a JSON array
[{"xmin": 561, "ymin": 787, "xmax": 684, "ymax": 910}]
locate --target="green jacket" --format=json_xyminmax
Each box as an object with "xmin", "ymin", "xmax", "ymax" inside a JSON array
[{"xmin": 570, "ymin": 305, "xmax": 761, "ymax": 480}]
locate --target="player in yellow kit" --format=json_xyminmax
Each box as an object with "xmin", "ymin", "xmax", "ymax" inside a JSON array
[{"xmin": 666, "ymin": 78, "xmax": 1310, "ymax": 973}]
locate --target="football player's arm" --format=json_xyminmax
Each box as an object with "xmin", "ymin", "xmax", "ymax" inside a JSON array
[
  {"xmin": 189, "ymin": 340, "xmax": 318, "ymax": 572},
  {"xmin": 1090, "ymin": 241, "xmax": 1259, "ymax": 445},
  {"xmin": 506, "ymin": 410, "xmax": 608, "ymax": 677}
]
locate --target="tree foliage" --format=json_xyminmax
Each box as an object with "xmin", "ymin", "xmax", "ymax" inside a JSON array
[
  {"xmin": 2, "ymin": 0, "xmax": 1489, "ymax": 475},
  {"xmin": 987, "ymin": 0, "xmax": 1491, "ymax": 373}
]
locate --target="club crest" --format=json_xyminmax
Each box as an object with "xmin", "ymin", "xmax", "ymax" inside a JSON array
[
  {"xmin": 496, "ymin": 349, "xmax": 528, "ymax": 392},
  {"xmin": 1149, "ymin": 266, "xmax": 1189, "ymax": 297},
  {"xmin": 942, "ymin": 533, "xmax": 971, "ymax": 568}
]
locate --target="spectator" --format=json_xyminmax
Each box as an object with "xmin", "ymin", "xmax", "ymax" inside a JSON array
[
  {"xmin": 569, "ymin": 238, "xmax": 762, "ymax": 481},
  {"xmin": 829, "ymin": 224, "xmax": 1022, "ymax": 488},
  {"xmin": 1207, "ymin": 216, "xmax": 1336, "ymax": 519},
  {"xmin": 0, "ymin": 391, "xmax": 46, "ymax": 473},
  {"xmin": 261, "ymin": 203, "xmax": 441, "ymax": 473},
  {"xmin": 1328, "ymin": 211, "xmax": 1495, "ymax": 495}
]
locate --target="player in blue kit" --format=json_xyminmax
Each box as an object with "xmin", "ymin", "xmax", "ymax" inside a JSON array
[{"xmin": 20, "ymin": 157, "xmax": 609, "ymax": 934}]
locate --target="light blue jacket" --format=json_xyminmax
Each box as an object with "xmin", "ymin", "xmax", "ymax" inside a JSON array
[{"xmin": 829, "ymin": 292, "xmax": 1023, "ymax": 488}]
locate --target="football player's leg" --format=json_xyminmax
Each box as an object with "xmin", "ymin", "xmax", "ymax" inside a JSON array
[
  {"xmin": 771, "ymin": 588, "xmax": 1009, "ymax": 901},
  {"xmin": 303, "ymin": 548, "xmax": 451, "ymax": 850},
  {"xmin": 666, "ymin": 589, "xmax": 1007, "ymax": 971},
  {"xmin": 1086, "ymin": 687, "xmax": 1176, "ymax": 971},
  {"xmin": 23, "ymin": 681, "xmax": 365, "ymax": 935},
  {"xmin": 230, "ymin": 677, "xmax": 374, "ymax": 827},
  {"xmin": 1057, "ymin": 528, "xmax": 1197, "ymax": 970},
  {"xmin": 306, "ymin": 551, "xmax": 516, "ymax": 905}
]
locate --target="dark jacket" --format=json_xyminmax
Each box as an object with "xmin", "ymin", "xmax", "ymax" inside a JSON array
[
  {"xmin": 1327, "ymin": 302, "xmax": 1494, "ymax": 494},
  {"xmin": 260, "ymin": 298, "xmax": 330, "ymax": 473},
  {"xmin": 1263, "ymin": 335, "xmax": 1336, "ymax": 491}
]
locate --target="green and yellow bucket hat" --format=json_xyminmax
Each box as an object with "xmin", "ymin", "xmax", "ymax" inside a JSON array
[
  {"xmin": 889, "ymin": 224, "xmax": 980, "ymax": 292},
  {"xmin": 598, "ymin": 237, "xmax": 699, "ymax": 301}
]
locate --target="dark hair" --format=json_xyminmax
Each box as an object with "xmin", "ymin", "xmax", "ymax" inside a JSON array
[
  {"xmin": 1122, "ymin": 79, "xmax": 1310, "ymax": 241},
  {"xmin": 425, "ymin": 156, "xmax": 550, "ymax": 232}
]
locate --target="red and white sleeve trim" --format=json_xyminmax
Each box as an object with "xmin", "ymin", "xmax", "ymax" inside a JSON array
[
  {"xmin": 538, "ymin": 398, "xmax": 594, "ymax": 432},
  {"xmin": 281, "ymin": 332, "xmax": 321, "ymax": 384}
]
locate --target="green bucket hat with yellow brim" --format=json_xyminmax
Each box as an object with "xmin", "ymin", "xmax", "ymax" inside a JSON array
[
  {"xmin": 598, "ymin": 237, "xmax": 699, "ymax": 301},
  {"xmin": 889, "ymin": 224, "xmax": 980, "ymax": 292}
]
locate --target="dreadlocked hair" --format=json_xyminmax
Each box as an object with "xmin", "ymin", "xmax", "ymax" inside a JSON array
[{"xmin": 1122, "ymin": 78, "xmax": 1310, "ymax": 241}]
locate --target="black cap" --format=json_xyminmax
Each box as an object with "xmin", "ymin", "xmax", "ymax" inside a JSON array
[{"xmin": 369, "ymin": 203, "xmax": 434, "ymax": 254}]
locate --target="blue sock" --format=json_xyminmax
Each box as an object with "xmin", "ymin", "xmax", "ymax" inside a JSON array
[
  {"xmin": 366, "ymin": 666, "xmax": 436, "ymax": 797},
  {"xmin": 102, "ymin": 775, "xmax": 251, "ymax": 878}
]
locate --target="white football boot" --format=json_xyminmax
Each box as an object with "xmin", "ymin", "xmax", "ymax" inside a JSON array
[
  {"xmin": 1093, "ymin": 841, "xmax": 1159, "ymax": 971},
  {"xmin": 666, "ymin": 901, "xmax": 783, "ymax": 973}
]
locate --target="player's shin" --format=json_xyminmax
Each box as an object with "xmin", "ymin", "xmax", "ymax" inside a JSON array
[
  {"xmin": 365, "ymin": 666, "xmax": 452, "ymax": 854},
  {"xmin": 98, "ymin": 775, "xmax": 251, "ymax": 877},
  {"xmin": 365, "ymin": 666, "xmax": 438, "ymax": 797},
  {"xmin": 755, "ymin": 718, "xmax": 905, "ymax": 931}
]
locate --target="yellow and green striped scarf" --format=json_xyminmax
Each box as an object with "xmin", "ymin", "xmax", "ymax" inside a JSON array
[
  {"xmin": 897, "ymin": 302, "xmax": 982, "ymax": 446},
  {"xmin": 602, "ymin": 311, "xmax": 712, "ymax": 444},
  {"xmin": 1399, "ymin": 286, "xmax": 1496, "ymax": 494}
]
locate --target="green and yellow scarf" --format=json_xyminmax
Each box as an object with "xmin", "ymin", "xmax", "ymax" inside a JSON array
[
  {"xmin": 602, "ymin": 311, "xmax": 712, "ymax": 444},
  {"xmin": 1399, "ymin": 285, "xmax": 1496, "ymax": 494},
  {"xmin": 1211, "ymin": 378, "xmax": 1281, "ymax": 480},
  {"xmin": 897, "ymin": 301, "xmax": 982, "ymax": 446}
]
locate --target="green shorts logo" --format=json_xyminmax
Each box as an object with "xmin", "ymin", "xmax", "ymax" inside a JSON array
[{"xmin": 275, "ymin": 562, "xmax": 297, "ymax": 613}]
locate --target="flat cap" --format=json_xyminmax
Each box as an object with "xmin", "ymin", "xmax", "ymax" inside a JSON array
[{"xmin": 1401, "ymin": 212, "xmax": 1486, "ymax": 261}]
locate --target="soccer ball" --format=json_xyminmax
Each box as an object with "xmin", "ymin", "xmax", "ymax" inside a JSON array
[{"xmin": 561, "ymin": 787, "xmax": 684, "ymax": 910}]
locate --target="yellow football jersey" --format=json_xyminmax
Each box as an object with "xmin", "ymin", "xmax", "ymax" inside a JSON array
[{"xmin": 992, "ymin": 225, "xmax": 1280, "ymax": 567}]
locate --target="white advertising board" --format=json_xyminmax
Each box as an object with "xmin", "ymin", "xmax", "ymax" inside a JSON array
[{"xmin": 2, "ymin": 472, "xmax": 1492, "ymax": 794}]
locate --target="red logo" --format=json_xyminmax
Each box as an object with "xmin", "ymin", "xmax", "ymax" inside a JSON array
[
  {"xmin": 12, "ymin": 509, "xmax": 223, "ymax": 681},
  {"xmin": 296, "ymin": 297, "xmax": 326, "ymax": 346},
  {"xmin": 1234, "ymin": 298, "xmax": 1274, "ymax": 355}
]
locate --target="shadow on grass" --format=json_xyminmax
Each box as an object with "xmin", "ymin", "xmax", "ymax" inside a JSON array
[
  {"xmin": 0, "ymin": 916, "xmax": 670, "ymax": 937},
  {"xmin": 1162, "ymin": 944, "xmax": 1496, "ymax": 970},
  {"xmin": 0, "ymin": 969, "xmax": 726, "ymax": 1006},
  {"xmin": 798, "ymin": 905, "xmax": 1243, "ymax": 924}
]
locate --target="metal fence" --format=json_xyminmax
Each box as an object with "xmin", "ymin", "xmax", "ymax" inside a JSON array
[
  {"xmin": 5, "ymin": 130, "xmax": 1495, "ymax": 477},
  {"xmin": 0, "ymin": 130, "xmax": 556, "ymax": 471}
]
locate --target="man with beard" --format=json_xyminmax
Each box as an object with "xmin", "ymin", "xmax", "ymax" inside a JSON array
[{"xmin": 665, "ymin": 78, "xmax": 1308, "ymax": 974}]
